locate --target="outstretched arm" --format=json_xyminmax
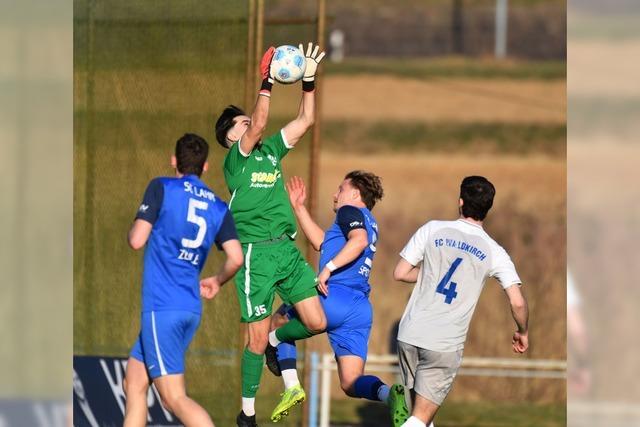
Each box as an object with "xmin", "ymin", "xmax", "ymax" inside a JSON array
[
  {"xmin": 286, "ymin": 176, "xmax": 325, "ymax": 250},
  {"xmin": 240, "ymin": 47, "xmax": 276, "ymax": 154},
  {"xmin": 505, "ymin": 285, "xmax": 529, "ymax": 353},
  {"xmin": 282, "ymin": 43, "xmax": 325, "ymax": 147}
]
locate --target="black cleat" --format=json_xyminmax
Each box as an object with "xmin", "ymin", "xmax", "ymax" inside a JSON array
[
  {"xmin": 237, "ymin": 410, "xmax": 259, "ymax": 427},
  {"xmin": 265, "ymin": 342, "xmax": 282, "ymax": 376}
]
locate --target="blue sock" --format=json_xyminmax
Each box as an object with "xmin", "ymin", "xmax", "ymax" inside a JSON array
[
  {"xmin": 277, "ymin": 341, "xmax": 297, "ymax": 371},
  {"xmin": 353, "ymin": 375, "xmax": 385, "ymax": 401}
]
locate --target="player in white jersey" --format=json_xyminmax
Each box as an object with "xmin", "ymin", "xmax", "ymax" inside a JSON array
[{"xmin": 392, "ymin": 176, "xmax": 529, "ymax": 427}]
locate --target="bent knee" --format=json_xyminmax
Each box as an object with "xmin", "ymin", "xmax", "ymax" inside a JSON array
[
  {"xmin": 123, "ymin": 377, "xmax": 148, "ymax": 398},
  {"xmin": 306, "ymin": 316, "xmax": 327, "ymax": 334},
  {"xmin": 159, "ymin": 391, "xmax": 185, "ymax": 413},
  {"xmin": 248, "ymin": 336, "xmax": 268, "ymax": 354},
  {"xmin": 340, "ymin": 380, "xmax": 357, "ymax": 397}
]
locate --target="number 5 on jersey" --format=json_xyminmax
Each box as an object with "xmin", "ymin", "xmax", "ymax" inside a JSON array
[
  {"xmin": 182, "ymin": 198, "xmax": 208, "ymax": 249},
  {"xmin": 436, "ymin": 257, "xmax": 462, "ymax": 304}
]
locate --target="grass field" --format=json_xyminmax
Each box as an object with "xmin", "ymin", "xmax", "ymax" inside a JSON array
[
  {"xmin": 324, "ymin": 58, "xmax": 566, "ymax": 81},
  {"xmin": 330, "ymin": 400, "xmax": 566, "ymax": 427}
]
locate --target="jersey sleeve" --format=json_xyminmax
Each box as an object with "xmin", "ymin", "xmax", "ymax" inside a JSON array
[
  {"xmin": 261, "ymin": 129, "xmax": 291, "ymax": 161},
  {"xmin": 214, "ymin": 210, "xmax": 239, "ymax": 250},
  {"xmin": 336, "ymin": 206, "xmax": 366, "ymax": 238},
  {"xmin": 135, "ymin": 178, "xmax": 164, "ymax": 224},
  {"xmin": 399, "ymin": 223, "xmax": 430, "ymax": 266},
  {"xmin": 488, "ymin": 245, "xmax": 522, "ymax": 289}
]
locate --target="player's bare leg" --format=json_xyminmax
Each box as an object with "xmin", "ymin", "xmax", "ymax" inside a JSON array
[
  {"xmin": 401, "ymin": 392, "xmax": 438, "ymax": 427},
  {"xmin": 123, "ymin": 357, "xmax": 150, "ymax": 427},
  {"xmin": 293, "ymin": 296, "xmax": 327, "ymax": 333},
  {"xmin": 153, "ymin": 374, "xmax": 214, "ymax": 427},
  {"xmin": 247, "ymin": 316, "xmax": 271, "ymax": 354},
  {"xmin": 337, "ymin": 355, "xmax": 402, "ymax": 418},
  {"xmin": 336, "ymin": 355, "xmax": 366, "ymax": 397}
]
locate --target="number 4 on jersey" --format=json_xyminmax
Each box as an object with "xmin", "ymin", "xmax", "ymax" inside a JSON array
[{"xmin": 436, "ymin": 257, "xmax": 462, "ymax": 304}]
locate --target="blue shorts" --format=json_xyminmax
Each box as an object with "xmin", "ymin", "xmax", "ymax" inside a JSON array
[
  {"xmin": 130, "ymin": 310, "xmax": 200, "ymax": 379},
  {"xmin": 290, "ymin": 284, "xmax": 372, "ymax": 360}
]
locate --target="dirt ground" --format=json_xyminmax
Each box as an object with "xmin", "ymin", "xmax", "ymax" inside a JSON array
[{"xmin": 318, "ymin": 76, "xmax": 566, "ymax": 124}]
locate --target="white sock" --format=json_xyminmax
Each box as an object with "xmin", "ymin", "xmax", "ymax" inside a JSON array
[
  {"xmin": 377, "ymin": 384, "xmax": 390, "ymax": 404},
  {"xmin": 401, "ymin": 416, "xmax": 426, "ymax": 427},
  {"xmin": 269, "ymin": 330, "xmax": 281, "ymax": 347},
  {"xmin": 241, "ymin": 397, "xmax": 255, "ymax": 416},
  {"xmin": 282, "ymin": 368, "xmax": 300, "ymax": 389}
]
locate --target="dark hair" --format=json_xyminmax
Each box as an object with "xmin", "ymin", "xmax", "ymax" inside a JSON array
[
  {"xmin": 459, "ymin": 176, "xmax": 495, "ymax": 220},
  {"xmin": 215, "ymin": 105, "xmax": 246, "ymax": 149},
  {"xmin": 345, "ymin": 170, "xmax": 384, "ymax": 210},
  {"xmin": 175, "ymin": 133, "xmax": 209, "ymax": 177}
]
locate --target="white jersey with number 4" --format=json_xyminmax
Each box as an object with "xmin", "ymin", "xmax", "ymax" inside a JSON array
[{"xmin": 398, "ymin": 219, "xmax": 521, "ymax": 352}]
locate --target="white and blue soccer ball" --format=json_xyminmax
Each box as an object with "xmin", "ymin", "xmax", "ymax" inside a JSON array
[{"xmin": 270, "ymin": 45, "xmax": 306, "ymax": 84}]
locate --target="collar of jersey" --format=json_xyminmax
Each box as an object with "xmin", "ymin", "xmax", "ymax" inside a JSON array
[{"xmin": 457, "ymin": 218, "xmax": 483, "ymax": 229}]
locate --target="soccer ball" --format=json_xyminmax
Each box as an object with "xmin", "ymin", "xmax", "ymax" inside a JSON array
[{"xmin": 270, "ymin": 45, "xmax": 306, "ymax": 84}]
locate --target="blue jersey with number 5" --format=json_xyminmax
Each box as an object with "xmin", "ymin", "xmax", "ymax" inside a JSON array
[{"xmin": 135, "ymin": 175, "xmax": 237, "ymax": 314}]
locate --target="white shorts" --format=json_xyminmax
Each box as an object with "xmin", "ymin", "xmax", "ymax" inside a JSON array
[{"xmin": 397, "ymin": 341, "xmax": 463, "ymax": 406}]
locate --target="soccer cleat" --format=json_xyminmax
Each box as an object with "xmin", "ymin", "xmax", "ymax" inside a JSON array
[
  {"xmin": 236, "ymin": 410, "xmax": 259, "ymax": 427},
  {"xmin": 389, "ymin": 383, "xmax": 410, "ymax": 427},
  {"xmin": 265, "ymin": 343, "xmax": 282, "ymax": 376},
  {"xmin": 270, "ymin": 383, "xmax": 306, "ymax": 422}
]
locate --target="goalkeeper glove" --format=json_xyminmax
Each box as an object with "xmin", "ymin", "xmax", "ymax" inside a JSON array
[{"xmin": 299, "ymin": 42, "xmax": 325, "ymax": 91}]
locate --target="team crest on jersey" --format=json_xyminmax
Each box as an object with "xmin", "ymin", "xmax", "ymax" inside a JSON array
[{"xmin": 267, "ymin": 154, "xmax": 277, "ymax": 166}]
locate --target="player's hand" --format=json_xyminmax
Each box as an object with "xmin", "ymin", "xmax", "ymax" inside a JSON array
[
  {"xmin": 317, "ymin": 267, "xmax": 330, "ymax": 296},
  {"xmin": 512, "ymin": 330, "xmax": 529, "ymax": 353},
  {"xmin": 260, "ymin": 46, "xmax": 276, "ymax": 83},
  {"xmin": 300, "ymin": 42, "xmax": 325, "ymax": 82},
  {"xmin": 286, "ymin": 176, "xmax": 307, "ymax": 209},
  {"xmin": 200, "ymin": 276, "xmax": 222, "ymax": 300}
]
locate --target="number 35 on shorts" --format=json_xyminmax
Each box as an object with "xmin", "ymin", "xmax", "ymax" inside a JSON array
[{"xmin": 254, "ymin": 305, "xmax": 267, "ymax": 317}]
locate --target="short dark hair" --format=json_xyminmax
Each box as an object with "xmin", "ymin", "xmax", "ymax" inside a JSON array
[
  {"xmin": 460, "ymin": 176, "xmax": 495, "ymax": 220},
  {"xmin": 175, "ymin": 133, "xmax": 209, "ymax": 177},
  {"xmin": 215, "ymin": 105, "xmax": 246, "ymax": 149},
  {"xmin": 345, "ymin": 170, "xmax": 384, "ymax": 210}
]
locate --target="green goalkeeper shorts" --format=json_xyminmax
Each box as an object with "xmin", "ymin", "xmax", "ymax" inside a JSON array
[{"xmin": 235, "ymin": 237, "xmax": 319, "ymax": 323}]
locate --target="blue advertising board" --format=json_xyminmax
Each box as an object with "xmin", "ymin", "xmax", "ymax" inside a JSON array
[{"xmin": 73, "ymin": 355, "xmax": 181, "ymax": 426}]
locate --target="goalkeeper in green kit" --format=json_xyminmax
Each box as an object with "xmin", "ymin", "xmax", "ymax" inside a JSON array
[{"xmin": 209, "ymin": 43, "xmax": 326, "ymax": 427}]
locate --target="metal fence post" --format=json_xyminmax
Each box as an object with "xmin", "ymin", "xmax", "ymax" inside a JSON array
[
  {"xmin": 319, "ymin": 353, "xmax": 332, "ymax": 427},
  {"xmin": 308, "ymin": 352, "xmax": 320, "ymax": 427},
  {"xmin": 495, "ymin": 0, "xmax": 508, "ymax": 58}
]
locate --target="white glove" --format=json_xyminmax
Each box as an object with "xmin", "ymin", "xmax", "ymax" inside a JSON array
[{"xmin": 299, "ymin": 42, "xmax": 326, "ymax": 82}]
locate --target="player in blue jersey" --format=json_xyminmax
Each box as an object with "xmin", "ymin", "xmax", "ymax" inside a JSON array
[
  {"xmin": 265, "ymin": 172, "xmax": 409, "ymax": 424},
  {"xmin": 122, "ymin": 133, "xmax": 244, "ymax": 427}
]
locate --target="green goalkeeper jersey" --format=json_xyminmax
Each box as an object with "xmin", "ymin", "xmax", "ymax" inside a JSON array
[{"xmin": 223, "ymin": 130, "xmax": 297, "ymax": 243}]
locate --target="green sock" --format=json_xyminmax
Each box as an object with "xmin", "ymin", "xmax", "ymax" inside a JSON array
[
  {"xmin": 275, "ymin": 317, "xmax": 316, "ymax": 342},
  {"xmin": 242, "ymin": 348, "xmax": 264, "ymax": 398}
]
